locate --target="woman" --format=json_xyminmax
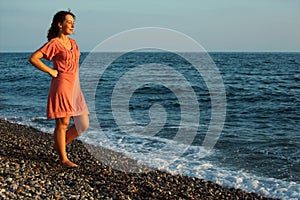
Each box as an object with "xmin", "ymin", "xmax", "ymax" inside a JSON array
[{"xmin": 29, "ymin": 11, "xmax": 89, "ymax": 168}]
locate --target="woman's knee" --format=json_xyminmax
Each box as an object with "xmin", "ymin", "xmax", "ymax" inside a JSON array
[
  {"xmin": 55, "ymin": 117, "xmax": 70, "ymax": 130},
  {"xmin": 80, "ymin": 119, "xmax": 89, "ymax": 133},
  {"xmin": 73, "ymin": 115, "xmax": 89, "ymax": 134}
]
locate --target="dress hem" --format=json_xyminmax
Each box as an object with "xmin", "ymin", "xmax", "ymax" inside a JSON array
[{"xmin": 47, "ymin": 110, "xmax": 89, "ymax": 120}]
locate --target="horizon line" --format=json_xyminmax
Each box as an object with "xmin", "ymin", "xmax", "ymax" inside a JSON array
[{"xmin": 1, "ymin": 50, "xmax": 300, "ymax": 53}]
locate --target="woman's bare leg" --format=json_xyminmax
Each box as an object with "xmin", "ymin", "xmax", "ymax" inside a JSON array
[
  {"xmin": 65, "ymin": 115, "xmax": 89, "ymax": 145},
  {"xmin": 54, "ymin": 117, "xmax": 78, "ymax": 167}
]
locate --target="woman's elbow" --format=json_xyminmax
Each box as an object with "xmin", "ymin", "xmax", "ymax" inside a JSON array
[
  {"xmin": 29, "ymin": 51, "xmax": 41, "ymax": 65},
  {"xmin": 28, "ymin": 55, "xmax": 34, "ymax": 65}
]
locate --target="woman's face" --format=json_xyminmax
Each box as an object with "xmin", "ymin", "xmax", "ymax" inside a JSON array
[{"xmin": 59, "ymin": 14, "xmax": 75, "ymax": 35}]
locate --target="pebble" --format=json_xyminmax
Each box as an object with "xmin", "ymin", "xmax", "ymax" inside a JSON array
[{"xmin": 0, "ymin": 119, "xmax": 279, "ymax": 200}]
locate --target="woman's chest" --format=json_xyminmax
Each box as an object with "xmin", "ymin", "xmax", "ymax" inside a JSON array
[{"xmin": 54, "ymin": 48, "xmax": 80, "ymax": 64}]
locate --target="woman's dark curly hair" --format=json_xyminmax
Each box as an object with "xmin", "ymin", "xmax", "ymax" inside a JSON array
[{"xmin": 47, "ymin": 10, "xmax": 76, "ymax": 41}]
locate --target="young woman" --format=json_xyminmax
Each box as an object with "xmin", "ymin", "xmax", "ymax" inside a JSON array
[{"xmin": 29, "ymin": 11, "xmax": 89, "ymax": 168}]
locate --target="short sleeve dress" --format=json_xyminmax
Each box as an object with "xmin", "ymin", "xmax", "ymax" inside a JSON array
[{"xmin": 39, "ymin": 38, "xmax": 89, "ymax": 119}]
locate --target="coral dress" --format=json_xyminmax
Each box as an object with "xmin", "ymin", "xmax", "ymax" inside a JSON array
[{"xmin": 39, "ymin": 38, "xmax": 89, "ymax": 119}]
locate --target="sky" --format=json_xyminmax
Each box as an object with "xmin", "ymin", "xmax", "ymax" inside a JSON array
[{"xmin": 0, "ymin": 0, "xmax": 299, "ymax": 52}]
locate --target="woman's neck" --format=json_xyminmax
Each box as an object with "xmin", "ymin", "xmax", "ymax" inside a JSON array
[{"xmin": 57, "ymin": 33, "xmax": 69, "ymax": 42}]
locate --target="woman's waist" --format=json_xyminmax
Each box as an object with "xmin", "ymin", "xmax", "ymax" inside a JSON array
[
  {"xmin": 56, "ymin": 71, "xmax": 77, "ymax": 76},
  {"xmin": 52, "ymin": 73, "xmax": 78, "ymax": 82},
  {"xmin": 53, "ymin": 63, "xmax": 78, "ymax": 74}
]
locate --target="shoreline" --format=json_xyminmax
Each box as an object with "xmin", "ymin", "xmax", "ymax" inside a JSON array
[{"xmin": 0, "ymin": 119, "xmax": 279, "ymax": 199}]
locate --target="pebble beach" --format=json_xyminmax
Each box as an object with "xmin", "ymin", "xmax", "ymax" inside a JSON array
[{"xmin": 0, "ymin": 119, "xmax": 279, "ymax": 199}]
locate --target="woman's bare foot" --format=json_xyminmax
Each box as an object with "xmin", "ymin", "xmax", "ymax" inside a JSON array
[{"xmin": 61, "ymin": 160, "xmax": 78, "ymax": 168}]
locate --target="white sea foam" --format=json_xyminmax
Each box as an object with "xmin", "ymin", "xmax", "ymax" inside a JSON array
[
  {"xmin": 2, "ymin": 116, "xmax": 299, "ymax": 199},
  {"xmin": 80, "ymin": 128, "xmax": 300, "ymax": 200},
  {"xmin": 0, "ymin": 115, "xmax": 54, "ymax": 134}
]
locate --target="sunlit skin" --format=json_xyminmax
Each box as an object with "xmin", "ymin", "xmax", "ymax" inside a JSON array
[
  {"xmin": 57, "ymin": 14, "xmax": 75, "ymax": 50},
  {"xmin": 28, "ymin": 14, "xmax": 75, "ymax": 78},
  {"xmin": 29, "ymin": 14, "xmax": 89, "ymax": 168}
]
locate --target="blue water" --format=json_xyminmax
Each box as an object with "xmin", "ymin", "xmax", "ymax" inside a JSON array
[{"xmin": 0, "ymin": 52, "xmax": 299, "ymax": 199}]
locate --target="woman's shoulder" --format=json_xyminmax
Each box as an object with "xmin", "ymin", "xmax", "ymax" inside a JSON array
[
  {"xmin": 41, "ymin": 38, "xmax": 59, "ymax": 47},
  {"xmin": 69, "ymin": 38, "xmax": 78, "ymax": 45},
  {"xmin": 39, "ymin": 38, "xmax": 58, "ymax": 50},
  {"xmin": 69, "ymin": 38, "xmax": 79, "ymax": 50},
  {"xmin": 48, "ymin": 38, "xmax": 59, "ymax": 43}
]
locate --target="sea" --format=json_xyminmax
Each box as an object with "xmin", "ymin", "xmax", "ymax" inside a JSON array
[{"xmin": 0, "ymin": 52, "xmax": 299, "ymax": 199}]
